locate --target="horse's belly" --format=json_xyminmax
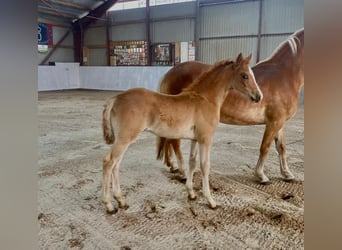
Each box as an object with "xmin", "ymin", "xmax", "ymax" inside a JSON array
[{"xmin": 220, "ymin": 106, "xmax": 266, "ymax": 125}]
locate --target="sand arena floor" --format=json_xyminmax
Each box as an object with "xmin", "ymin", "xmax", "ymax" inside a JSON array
[{"xmin": 38, "ymin": 90, "xmax": 304, "ymax": 249}]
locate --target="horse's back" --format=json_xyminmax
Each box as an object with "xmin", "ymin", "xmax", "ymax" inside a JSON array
[{"xmin": 160, "ymin": 61, "xmax": 210, "ymax": 95}]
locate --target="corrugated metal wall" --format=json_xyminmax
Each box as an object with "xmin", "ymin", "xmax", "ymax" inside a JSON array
[
  {"xmin": 200, "ymin": 1, "xmax": 259, "ymax": 37},
  {"xmin": 259, "ymin": 34, "xmax": 288, "ymax": 61},
  {"xmin": 40, "ymin": 0, "xmax": 303, "ymax": 67},
  {"xmin": 109, "ymin": 1, "xmax": 196, "ymax": 43},
  {"xmin": 201, "ymin": 37, "xmax": 258, "ymax": 64},
  {"xmin": 80, "ymin": 0, "xmax": 303, "ymax": 66},
  {"xmin": 262, "ymin": 0, "xmax": 304, "ymax": 34},
  {"xmin": 198, "ymin": 0, "xmax": 303, "ymax": 64},
  {"xmin": 152, "ymin": 19, "xmax": 195, "ymax": 43}
]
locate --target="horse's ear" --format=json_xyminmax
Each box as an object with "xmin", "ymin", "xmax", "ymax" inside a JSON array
[{"xmin": 236, "ymin": 53, "xmax": 243, "ymax": 65}]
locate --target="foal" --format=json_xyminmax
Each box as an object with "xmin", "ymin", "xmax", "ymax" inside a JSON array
[{"xmin": 102, "ymin": 53, "xmax": 262, "ymax": 213}]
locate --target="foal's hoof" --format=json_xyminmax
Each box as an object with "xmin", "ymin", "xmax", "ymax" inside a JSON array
[
  {"xmin": 208, "ymin": 204, "xmax": 220, "ymax": 210},
  {"xmin": 119, "ymin": 204, "xmax": 130, "ymax": 210},
  {"xmin": 188, "ymin": 195, "xmax": 197, "ymax": 201},
  {"xmin": 106, "ymin": 208, "xmax": 118, "ymax": 215}
]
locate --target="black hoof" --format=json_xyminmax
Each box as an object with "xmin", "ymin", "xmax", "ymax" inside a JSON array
[
  {"xmin": 259, "ymin": 180, "xmax": 272, "ymax": 185},
  {"xmin": 170, "ymin": 168, "xmax": 180, "ymax": 174},
  {"xmin": 283, "ymin": 178, "xmax": 296, "ymax": 183}
]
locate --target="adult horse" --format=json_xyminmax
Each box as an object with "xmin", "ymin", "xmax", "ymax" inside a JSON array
[
  {"xmin": 102, "ymin": 54, "xmax": 262, "ymax": 213},
  {"xmin": 157, "ymin": 28, "xmax": 304, "ymax": 184}
]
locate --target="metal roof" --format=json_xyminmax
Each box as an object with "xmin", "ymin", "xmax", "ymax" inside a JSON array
[
  {"xmin": 38, "ymin": 0, "xmax": 118, "ymax": 26},
  {"xmin": 38, "ymin": 0, "xmax": 251, "ymax": 26}
]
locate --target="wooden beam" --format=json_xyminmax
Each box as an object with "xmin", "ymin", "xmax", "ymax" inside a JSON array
[
  {"xmin": 73, "ymin": 0, "xmax": 118, "ymax": 29},
  {"xmin": 72, "ymin": 0, "xmax": 119, "ymax": 65},
  {"xmin": 40, "ymin": 29, "xmax": 72, "ymax": 65}
]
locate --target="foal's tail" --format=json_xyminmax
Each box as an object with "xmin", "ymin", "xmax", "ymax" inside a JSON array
[{"xmin": 102, "ymin": 97, "xmax": 116, "ymax": 144}]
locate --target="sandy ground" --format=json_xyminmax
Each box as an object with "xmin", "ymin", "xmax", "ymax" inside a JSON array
[{"xmin": 38, "ymin": 90, "xmax": 304, "ymax": 249}]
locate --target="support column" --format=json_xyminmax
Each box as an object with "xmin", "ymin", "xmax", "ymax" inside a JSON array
[
  {"xmin": 73, "ymin": 24, "xmax": 83, "ymax": 65},
  {"xmin": 256, "ymin": 0, "xmax": 263, "ymax": 63},
  {"xmin": 146, "ymin": 0, "xmax": 151, "ymax": 65},
  {"xmin": 194, "ymin": 0, "xmax": 201, "ymax": 61}
]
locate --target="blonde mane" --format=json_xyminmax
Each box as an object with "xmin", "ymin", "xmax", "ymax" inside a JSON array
[{"xmin": 258, "ymin": 28, "xmax": 303, "ymax": 64}]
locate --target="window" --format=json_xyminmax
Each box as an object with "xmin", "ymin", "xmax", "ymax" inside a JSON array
[{"xmin": 109, "ymin": 0, "xmax": 195, "ymax": 11}]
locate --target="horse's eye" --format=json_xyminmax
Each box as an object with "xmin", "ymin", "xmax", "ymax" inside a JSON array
[{"xmin": 242, "ymin": 74, "xmax": 248, "ymax": 80}]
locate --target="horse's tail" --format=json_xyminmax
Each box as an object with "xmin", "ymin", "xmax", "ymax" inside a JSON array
[
  {"xmin": 158, "ymin": 73, "xmax": 167, "ymax": 93},
  {"xmin": 102, "ymin": 97, "xmax": 116, "ymax": 144},
  {"xmin": 156, "ymin": 137, "xmax": 174, "ymax": 167},
  {"xmin": 156, "ymin": 136, "xmax": 166, "ymax": 160}
]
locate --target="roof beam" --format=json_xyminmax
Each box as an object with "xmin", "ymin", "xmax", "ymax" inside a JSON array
[
  {"xmin": 39, "ymin": 0, "xmax": 91, "ymax": 11},
  {"xmin": 72, "ymin": 0, "xmax": 119, "ymax": 65},
  {"xmin": 73, "ymin": 0, "xmax": 118, "ymax": 29},
  {"xmin": 38, "ymin": 8, "xmax": 79, "ymax": 19}
]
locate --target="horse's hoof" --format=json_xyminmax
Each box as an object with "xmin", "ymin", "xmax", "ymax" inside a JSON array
[
  {"xmin": 283, "ymin": 178, "xmax": 295, "ymax": 183},
  {"xmin": 179, "ymin": 177, "xmax": 187, "ymax": 184},
  {"xmin": 106, "ymin": 208, "xmax": 118, "ymax": 214},
  {"xmin": 259, "ymin": 180, "xmax": 272, "ymax": 185},
  {"xmin": 170, "ymin": 168, "xmax": 180, "ymax": 174}
]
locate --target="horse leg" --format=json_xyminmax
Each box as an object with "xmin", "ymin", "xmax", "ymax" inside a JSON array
[
  {"xmin": 102, "ymin": 140, "xmax": 130, "ymax": 213},
  {"xmin": 198, "ymin": 141, "xmax": 216, "ymax": 209},
  {"xmin": 274, "ymin": 127, "xmax": 295, "ymax": 181},
  {"xmin": 186, "ymin": 140, "xmax": 198, "ymax": 200},
  {"xmin": 164, "ymin": 139, "xmax": 177, "ymax": 172},
  {"xmin": 255, "ymin": 124, "xmax": 279, "ymax": 183}
]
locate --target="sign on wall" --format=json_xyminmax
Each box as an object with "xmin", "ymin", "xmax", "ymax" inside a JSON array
[{"xmin": 38, "ymin": 23, "xmax": 53, "ymax": 53}]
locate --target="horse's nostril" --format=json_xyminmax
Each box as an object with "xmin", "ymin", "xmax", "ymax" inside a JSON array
[{"xmin": 251, "ymin": 95, "xmax": 261, "ymax": 103}]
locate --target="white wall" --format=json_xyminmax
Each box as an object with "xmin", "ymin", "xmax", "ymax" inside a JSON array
[
  {"xmin": 38, "ymin": 63, "xmax": 171, "ymax": 91},
  {"xmin": 38, "ymin": 63, "xmax": 80, "ymax": 91},
  {"xmin": 80, "ymin": 66, "xmax": 171, "ymax": 91}
]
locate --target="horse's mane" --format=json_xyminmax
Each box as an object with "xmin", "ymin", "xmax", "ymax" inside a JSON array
[
  {"xmin": 182, "ymin": 59, "xmax": 234, "ymax": 92},
  {"xmin": 258, "ymin": 28, "xmax": 304, "ymax": 64}
]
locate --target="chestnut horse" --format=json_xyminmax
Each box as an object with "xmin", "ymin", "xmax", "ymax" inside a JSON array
[
  {"xmin": 102, "ymin": 54, "xmax": 262, "ymax": 213},
  {"xmin": 157, "ymin": 28, "xmax": 304, "ymax": 184}
]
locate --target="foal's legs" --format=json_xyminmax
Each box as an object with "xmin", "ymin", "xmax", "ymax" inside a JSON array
[
  {"xmin": 103, "ymin": 140, "xmax": 130, "ymax": 213},
  {"xmin": 198, "ymin": 142, "xmax": 216, "ymax": 208},
  {"xmin": 111, "ymin": 153, "xmax": 129, "ymax": 209},
  {"xmin": 186, "ymin": 140, "xmax": 198, "ymax": 200},
  {"xmin": 274, "ymin": 127, "xmax": 295, "ymax": 181}
]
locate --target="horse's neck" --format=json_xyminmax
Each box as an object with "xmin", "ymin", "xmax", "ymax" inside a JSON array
[{"xmin": 189, "ymin": 69, "xmax": 230, "ymax": 106}]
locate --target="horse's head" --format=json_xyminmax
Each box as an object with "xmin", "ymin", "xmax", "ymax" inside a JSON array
[
  {"xmin": 230, "ymin": 53, "xmax": 263, "ymax": 103},
  {"xmin": 230, "ymin": 53, "xmax": 263, "ymax": 102}
]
